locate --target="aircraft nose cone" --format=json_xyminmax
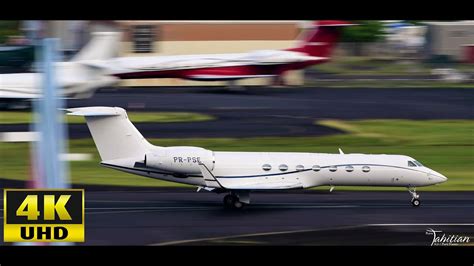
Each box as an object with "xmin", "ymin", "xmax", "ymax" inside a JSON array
[
  {"xmin": 438, "ymin": 174, "xmax": 448, "ymax": 183},
  {"xmin": 430, "ymin": 170, "xmax": 447, "ymax": 184}
]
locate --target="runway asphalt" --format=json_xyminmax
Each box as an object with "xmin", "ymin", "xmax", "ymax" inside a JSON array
[
  {"xmin": 0, "ymin": 117, "xmax": 343, "ymax": 139},
  {"xmin": 1, "ymin": 188, "xmax": 472, "ymax": 245},
  {"xmin": 2, "ymin": 86, "xmax": 472, "ymax": 138},
  {"xmin": 68, "ymin": 86, "xmax": 474, "ymax": 119}
]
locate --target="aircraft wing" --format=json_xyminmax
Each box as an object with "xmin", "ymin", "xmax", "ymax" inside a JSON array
[
  {"xmin": 198, "ymin": 163, "xmax": 225, "ymax": 189},
  {"xmin": 198, "ymin": 161, "xmax": 304, "ymax": 190},
  {"xmin": 0, "ymin": 73, "xmax": 39, "ymax": 100},
  {"xmin": 0, "ymin": 90, "xmax": 39, "ymax": 99},
  {"xmin": 221, "ymin": 181, "xmax": 304, "ymax": 190},
  {"xmin": 78, "ymin": 60, "xmax": 113, "ymax": 70}
]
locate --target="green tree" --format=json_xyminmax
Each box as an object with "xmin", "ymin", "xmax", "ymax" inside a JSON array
[
  {"xmin": 0, "ymin": 21, "xmax": 21, "ymax": 44},
  {"xmin": 341, "ymin": 20, "xmax": 384, "ymax": 56}
]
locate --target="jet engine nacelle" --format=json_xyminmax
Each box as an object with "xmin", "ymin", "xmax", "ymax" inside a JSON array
[{"xmin": 145, "ymin": 146, "xmax": 214, "ymax": 175}]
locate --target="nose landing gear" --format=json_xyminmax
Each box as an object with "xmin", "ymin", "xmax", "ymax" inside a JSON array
[{"xmin": 408, "ymin": 187, "xmax": 421, "ymax": 207}]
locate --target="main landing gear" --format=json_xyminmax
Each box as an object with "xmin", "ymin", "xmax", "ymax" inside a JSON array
[
  {"xmin": 408, "ymin": 187, "xmax": 421, "ymax": 207},
  {"xmin": 223, "ymin": 194, "xmax": 245, "ymax": 209},
  {"xmin": 223, "ymin": 191, "xmax": 250, "ymax": 210},
  {"xmin": 226, "ymin": 80, "xmax": 246, "ymax": 92},
  {"xmin": 271, "ymin": 75, "xmax": 287, "ymax": 87}
]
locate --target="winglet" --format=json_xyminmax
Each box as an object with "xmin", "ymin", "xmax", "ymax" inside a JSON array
[{"xmin": 339, "ymin": 148, "xmax": 344, "ymax": 154}]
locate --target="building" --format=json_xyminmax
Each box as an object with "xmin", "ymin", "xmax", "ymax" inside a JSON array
[
  {"xmin": 116, "ymin": 20, "xmax": 305, "ymax": 86},
  {"xmin": 425, "ymin": 21, "xmax": 474, "ymax": 62}
]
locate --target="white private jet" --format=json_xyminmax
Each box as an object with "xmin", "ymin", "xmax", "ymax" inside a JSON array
[
  {"xmin": 68, "ymin": 106, "xmax": 448, "ymax": 209},
  {"xmin": 0, "ymin": 32, "xmax": 121, "ymax": 108}
]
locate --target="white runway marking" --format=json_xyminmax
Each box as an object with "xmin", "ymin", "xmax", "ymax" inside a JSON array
[
  {"xmin": 87, "ymin": 200, "xmax": 174, "ymax": 204},
  {"xmin": 85, "ymin": 206, "xmax": 217, "ymax": 214},
  {"xmin": 83, "ymin": 203, "xmax": 474, "ymax": 212},
  {"xmin": 0, "ymin": 132, "xmax": 38, "ymax": 142},
  {"xmin": 87, "ymin": 210, "xmax": 186, "ymax": 215},
  {"xmin": 257, "ymin": 205, "xmax": 357, "ymax": 209},
  {"xmin": 87, "ymin": 206, "xmax": 214, "ymax": 210},
  {"xmin": 86, "ymin": 205, "xmax": 359, "ymax": 211},
  {"xmin": 267, "ymin": 203, "xmax": 474, "ymax": 208},
  {"xmin": 214, "ymin": 107, "xmax": 270, "ymax": 110},
  {"xmin": 59, "ymin": 153, "xmax": 92, "ymax": 161},
  {"xmin": 151, "ymin": 223, "xmax": 474, "ymax": 246},
  {"xmin": 152, "ymin": 225, "xmax": 367, "ymax": 246},
  {"xmin": 369, "ymin": 223, "xmax": 474, "ymax": 226}
]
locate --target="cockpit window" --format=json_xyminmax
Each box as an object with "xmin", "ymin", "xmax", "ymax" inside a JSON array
[
  {"xmin": 408, "ymin": 160, "xmax": 424, "ymax": 167},
  {"xmin": 414, "ymin": 161, "xmax": 423, "ymax": 167}
]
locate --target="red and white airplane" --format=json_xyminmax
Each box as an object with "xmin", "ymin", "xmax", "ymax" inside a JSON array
[{"xmin": 100, "ymin": 20, "xmax": 352, "ymax": 84}]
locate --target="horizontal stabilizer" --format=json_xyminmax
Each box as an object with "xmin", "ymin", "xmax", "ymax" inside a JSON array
[{"xmin": 66, "ymin": 106, "xmax": 121, "ymax": 117}]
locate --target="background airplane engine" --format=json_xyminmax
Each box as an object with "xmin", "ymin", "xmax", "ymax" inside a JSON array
[{"xmin": 145, "ymin": 147, "xmax": 214, "ymax": 175}]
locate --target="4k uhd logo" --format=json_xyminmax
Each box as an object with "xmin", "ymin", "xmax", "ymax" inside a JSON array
[{"xmin": 3, "ymin": 189, "xmax": 84, "ymax": 242}]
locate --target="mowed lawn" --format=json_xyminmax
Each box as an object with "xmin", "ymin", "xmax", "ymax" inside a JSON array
[
  {"xmin": 0, "ymin": 120, "xmax": 473, "ymax": 191},
  {"xmin": 0, "ymin": 111, "xmax": 214, "ymax": 124}
]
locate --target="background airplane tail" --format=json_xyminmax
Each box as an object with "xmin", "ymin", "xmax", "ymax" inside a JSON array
[
  {"xmin": 71, "ymin": 32, "xmax": 121, "ymax": 62},
  {"xmin": 288, "ymin": 20, "xmax": 352, "ymax": 59},
  {"xmin": 61, "ymin": 32, "xmax": 121, "ymax": 98},
  {"xmin": 67, "ymin": 107, "xmax": 152, "ymax": 161}
]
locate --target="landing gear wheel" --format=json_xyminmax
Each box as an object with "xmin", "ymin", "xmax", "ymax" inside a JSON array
[
  {"xmin": 223, "ymin": 195, "xmax": 234, "ymax": 208},
  {"xmin": 233, "ymin": 200, "xmax": 244, "ymax": 209},
  {"xmin": 408, "ymin": 187, "xmax": 421, "ymax": 207},
  {"xmin": 411, "ymin": 199, "xmax": 421, "ymax": 207},
  {"xmin": 223, "ymin": 194, "xmax": 245, "ymax": 209}
]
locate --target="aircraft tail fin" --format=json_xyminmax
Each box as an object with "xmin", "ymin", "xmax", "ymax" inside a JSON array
[
  {"xmin": 71, "ymin": 32, "xmax": 121, "ymax": 62},
  {"xmin": 66, "ymin": 107, "xmax": 152, "ymax": 161},
  {"xmin": 287, "ymin": 20, "xmax": 352, "ymax": 60}
]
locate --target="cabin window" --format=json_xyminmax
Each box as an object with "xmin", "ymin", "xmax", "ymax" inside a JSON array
[
  {"xmin": 345, "ymin": 165, "xmax": 354, "ymax": 172},
  {"xmin": 262, "ymin": 164, "xmax": 272, "ymax": 171},
  {"xmin": 408, "ymin": 161, "xmax": 417, "ymax": 167},
  {"xmin": 279, "ymin": 164, "xmax": 288, "ymax": 172},
  {"xmin": 329, "ymin": 166, "xmax": 337, "ymax": 172},
  {"xmin": 296, "ymin": 165, "xmax": 305, "ymax": 171},
  {"xmin": 312, "ymin": 165, "xmax": 321, "ymax": 171},
  {"xmin": 362, "ymin": 166, "xmax": 371, "ymax": 172}
]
